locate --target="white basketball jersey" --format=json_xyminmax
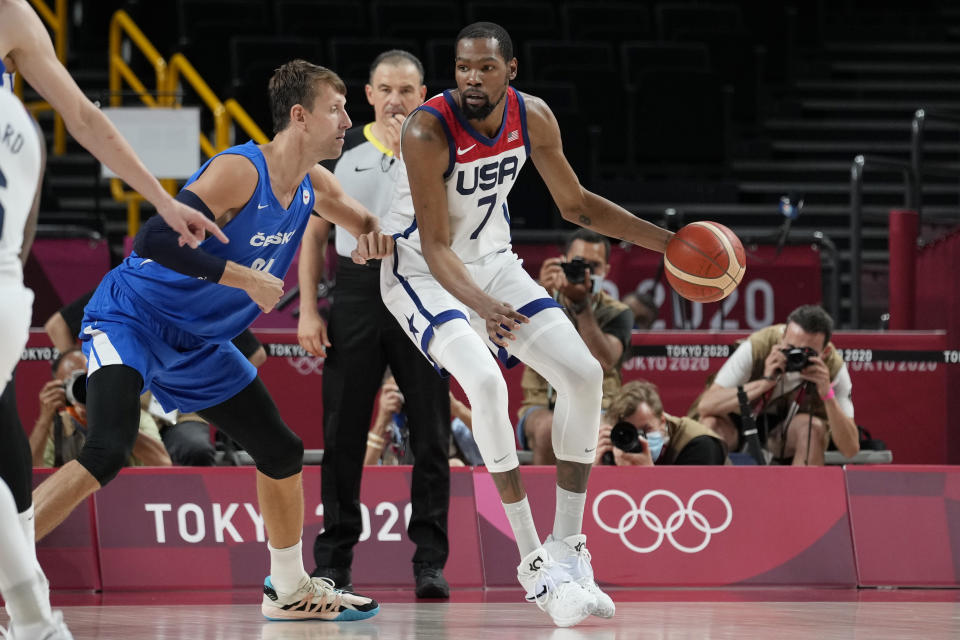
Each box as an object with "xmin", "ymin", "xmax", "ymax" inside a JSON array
[
  {"xmin": 383, "ymin": 88, "xmax": 529, "ymax": 271},
  {"xmin": 0, "ymin": 88, "xmax": 43, "ymax": 283}
]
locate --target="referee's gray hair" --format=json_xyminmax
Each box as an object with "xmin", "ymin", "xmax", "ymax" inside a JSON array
[{"xmin": 369, "ymin": 50, "xmax": 425, "ymax": 85}]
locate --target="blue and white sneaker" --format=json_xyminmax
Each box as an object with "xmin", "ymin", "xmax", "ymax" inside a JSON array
[
  {"xmin": 262, "ymin": 575, "xmax": 379, "ymax": 621},
  {"xmin": 517, "ymin": 547, "xmax": 596, "ymax": 628},
  {"xmin": 544, "ymin": 534, "xmax": 615, "ymax": 618}
]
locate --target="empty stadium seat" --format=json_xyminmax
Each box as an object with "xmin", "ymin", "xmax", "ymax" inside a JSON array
[
  {"xmin": 228, "ymin": 36, "xmax": 325, "ymax": 134},
  {"xmin": 274, "ymin": 0, "xmax": 370, "ymax": 40},
  {"xmin": 523, "ymin": 41, "xmax": 624, "ymax": 162},
  {"xmin": 370, "ymin": 1, "xmax": 463, "ymax": 40},
  {"xmin": 626, "ymin": 69, "xmax": 728, "ymax": 165},
  {"xmin": 464, "ymin": 2, "xmax": 560, "ymax": 50},
  {"xmin": 327, "ymin": 37, "xmax": 421, "ymax": 83},
  {"xmin": 561, "ymin": 2, "xmax": 653, "ymax": 42}
]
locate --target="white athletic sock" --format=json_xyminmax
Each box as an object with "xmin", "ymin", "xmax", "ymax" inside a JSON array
[
  {"xmin": 503, "ymin": 497, "xmax": 541, "ymax": 559},
  {"xmin": 268, "ymin": 539, "xmax": 307, "ymax": 595},
  {"xmin": 18, "ymin": 504, "xmax": 43, "ymax": 575},
  {"xmin": 0, "ymin": 485, "xmax": 51, "ymax": 627},
  {"xmin": 553, "ymin": 486, "xmax": 587, "ymax": 541}
]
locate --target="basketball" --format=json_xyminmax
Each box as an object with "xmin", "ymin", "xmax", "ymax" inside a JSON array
[{"xmin": 664, "ymin": 221, "xmax": 746, "ymax": 303}]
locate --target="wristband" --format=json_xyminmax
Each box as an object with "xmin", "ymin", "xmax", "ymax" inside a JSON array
[{"xmin": 824, "ymin": 384, "xmax": 836, "ymax": 400}]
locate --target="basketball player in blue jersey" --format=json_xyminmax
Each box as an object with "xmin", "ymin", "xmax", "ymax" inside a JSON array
[
  {"xmin": 381, "ymin": 23, "xmax": 674, "ymax": 627},
  {"xmin": 31, "ymin": 60, "xmax": 390, "ymax": 623}
]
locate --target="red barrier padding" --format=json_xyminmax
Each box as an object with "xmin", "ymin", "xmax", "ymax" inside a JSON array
[
  {"xmin": 40, "ymin": 466, "xmax": 860, "ymax": 591},
  {"xmin": 888, "ymin": 210, "xmax": 919, "ymax": 330},
  {"xmin": 92, "ymin": 466, "xmax": 482, "ymax": 590},
  {"xmin": 915, "ymin": 228, "xmax": 960, "ymax": 464},
  {"xmin": 846, "ymin": 465, "xmax": 960, "ymax": 587},
  {"xmin": 474, "ymin": 466, "xmax": 856, "ymax": 587}
]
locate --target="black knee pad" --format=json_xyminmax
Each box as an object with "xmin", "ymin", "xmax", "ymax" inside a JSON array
[
  {"xmin": 77, "ymin": 365, "xmax": 144, "ymax": 485},
  {"xmin": 76, "ymin": 436, "xmax": 132, "ymax": 486},
  {"xmin": 253, "ymin": 428, "xmax": 304, "ymax": 480}
]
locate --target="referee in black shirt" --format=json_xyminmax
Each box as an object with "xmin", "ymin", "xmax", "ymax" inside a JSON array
[{"xmin": 298, "ymin": 50, "xmax": 452, "ymax": 598}]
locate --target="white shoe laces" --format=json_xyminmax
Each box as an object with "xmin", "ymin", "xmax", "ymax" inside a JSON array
[
  {"xmin": 289, "ymin": 577, "xmax": 343, "ymax": 614},
  {"xmin": 530, "ymin": 557, "xmax": 564, "ymax": 610},
  {"xmin": 573, "ymin": 544, "xmax": 594, "ymax": 579}
]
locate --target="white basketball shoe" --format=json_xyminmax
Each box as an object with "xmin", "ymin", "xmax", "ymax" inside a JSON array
[
  {"xmin": 517, "ymin": 547, "xmax": 596, "ymax": 628},
  {"xmin": 4, "ymin": 610, "xmax": 74, "ymax": 640},
  {"xmin": 544, "ymin": 534, "xmax": 615, "ymax": 618}
]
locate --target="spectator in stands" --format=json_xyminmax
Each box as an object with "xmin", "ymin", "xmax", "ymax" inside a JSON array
[
  {"xmin": 595, "ymin": 380, "xmax": 726, "ymax": 466},
  {"xmin": 29, "ymin": 349, "xmax": 171, "ymax": 468},
  {"xmin": 696, "ymin": 305, "xmax": 858, "ymax": 465},
  {"xmin": 297, "ymin": 50, "xmax": 451, "ymax": 598},
  {"xmin": 621, "ymin": 291, "xmax": 658, "ymax": 330},
  {"xmin": 363, "ymin": 375, "xmax": 483, "ymax": 468},
  {"xmin": 517, "ymin": 229, "xmax": 633, "ymax": 464},
  {"xmin": 45, "ymin": 291, "xmax": 266, "ymax": 466}
]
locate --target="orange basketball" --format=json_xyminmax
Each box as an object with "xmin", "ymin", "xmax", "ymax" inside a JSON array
[{"xmin": 664, "ymin": 221, "xmax": 746, "ymax": 303}]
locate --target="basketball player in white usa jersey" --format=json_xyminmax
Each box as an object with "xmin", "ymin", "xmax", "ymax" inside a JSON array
[
  {"xmin": 0, "ymin": 1, "xmax": 227, "ymax": 635},
  {"xmin": 381, "ymin": 23, "xmax": 674, "ymax": 627},
  {"xmin": 0, "ymin": 44, "xmax": 70, "ymax": 640}
]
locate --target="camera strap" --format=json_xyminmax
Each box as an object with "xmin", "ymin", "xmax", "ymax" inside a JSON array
[{"xmin": 737, "ymin": 386, "xmax": 766, "ymax": 466}]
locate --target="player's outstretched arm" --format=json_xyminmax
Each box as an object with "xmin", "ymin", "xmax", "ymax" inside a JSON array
[
  {"xmin": 523, "ymin": 93, "xmax": 673, "ymax": 253},
  {"xmin": 402, "ymin": 111, "xmax": 527, "ymax": 346},
  {"xmin": 1, "ymin": 0, "xmax": 226, "ymax": 248},
  {"xmin": 309, "ymin": 165, "xmax": 393, "ymax": 264}
]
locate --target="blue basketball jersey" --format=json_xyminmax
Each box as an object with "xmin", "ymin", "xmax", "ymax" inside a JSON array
[{"xmin": 110, "ymin": 141, "xmax": 314, "ymax": 342}]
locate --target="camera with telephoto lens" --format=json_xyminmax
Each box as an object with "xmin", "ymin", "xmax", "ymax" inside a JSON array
[
  {"xmin": 781, "ymin": 346, "xmax": 818, "ymax": 372},
  {"xmin": 560, "ymin": 257, "xmax": 589, "ymax": 284},
  {"xmin": 601, "ymin": 421, "xmax": 646, "ymax": 464},
  {"xmin": 63, "ymin": 369, "xmax": 87, "ymax": 406}
]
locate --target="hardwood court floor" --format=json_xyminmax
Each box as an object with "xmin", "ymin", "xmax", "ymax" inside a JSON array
[{"xmin": 4, "ymin": 589, "xmax": 960, "ymax": 639}]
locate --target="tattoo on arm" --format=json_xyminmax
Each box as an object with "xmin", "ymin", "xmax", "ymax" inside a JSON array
[{"xmin": 579, "ymin": 215, "xmax": 592, "ymax": 226}]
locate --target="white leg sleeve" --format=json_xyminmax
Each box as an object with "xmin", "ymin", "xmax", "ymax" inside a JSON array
[
  {"xmin": 431, "ymin": 328, "xmax": 519, "ymax": 472},
  {"xmin": 512, "ymin": 308, "xmax": 603, "ymax": 463}
]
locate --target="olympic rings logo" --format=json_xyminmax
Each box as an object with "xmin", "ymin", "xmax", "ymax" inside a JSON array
[
  {"xmin": 287, "ymin": 356, "xmax": 325, "ymax": 376},
  {"xmin": 592, "ymin": 489, "xmax": 732, "ymax": 554}
]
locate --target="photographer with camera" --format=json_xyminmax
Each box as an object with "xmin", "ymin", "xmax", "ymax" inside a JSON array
[
  {"xmin": 517, "ymin": 229, "xmax": 633, "ymax": 465},
  {"xmin": 28, "ymin": 349, "xmax": 171, "ymax": 468},
  {"xmin": 696, "ymin": 305, "xmax": 858, "ymax": 465},
  {"xmin": 596, "ymin": 381, "xmax": 727, "ymax": 467}
]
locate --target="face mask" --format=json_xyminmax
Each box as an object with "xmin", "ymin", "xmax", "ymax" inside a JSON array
[{"xmin": 644, "ymin": 431, "xmax": 667, "ymax": 463}]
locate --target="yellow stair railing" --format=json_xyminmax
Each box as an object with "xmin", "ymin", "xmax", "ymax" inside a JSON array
[
  {"xmin": 14, "ymin": 0, "xmax": 68, "ymax": 155},
  {"xmin": 107, "ymin": 9, "xmax": 269, "ymax": 236}
]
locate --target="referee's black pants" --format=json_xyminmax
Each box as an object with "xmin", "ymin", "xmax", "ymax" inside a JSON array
[{"xmin": 314, "ymin": 257, "xmax": 451, "ymax": 570}]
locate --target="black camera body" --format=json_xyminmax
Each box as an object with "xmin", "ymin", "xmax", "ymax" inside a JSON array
[
  {"xmin": 560, "ymin": 257, "xmax": 589, "ymax": 284},
  {"xmin": 64, "ymin": 369, "xmax": 87, "ymax": 406},
  {"xmin": 601, "ymin": 421, "xmax": 645, "ymax": 465},
  {"xmin": 781, "ymin": 346, "xmax": 818, "ymax": 372}
]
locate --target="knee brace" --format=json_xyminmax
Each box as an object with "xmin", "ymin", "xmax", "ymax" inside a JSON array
[
  {"xmin": 251, "ymin": 426, "xmax": 304, "ymax": 480},
  {"xmin": 77, "ymin": 435, "xmax": 133, "ymax": 486},
  {"xmin": 78, "ymin": 365, "xmax": 144, "ymax": 486}
]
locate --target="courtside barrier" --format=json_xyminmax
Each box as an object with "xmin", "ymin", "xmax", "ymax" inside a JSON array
[{"xmin": 846, "ymin": 465, "xmax": 960, "ymax": 587}]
